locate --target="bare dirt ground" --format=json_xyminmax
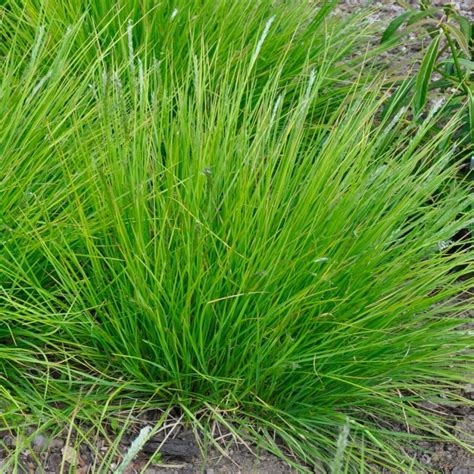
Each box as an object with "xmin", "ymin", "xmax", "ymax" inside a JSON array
[{"xmin": 335, "ymin": 0, "xmax": 473, "ymax": 21}]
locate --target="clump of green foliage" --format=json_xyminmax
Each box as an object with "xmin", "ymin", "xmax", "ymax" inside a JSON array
[
  {"xmin": 0, "ymin": 1, "xmax": 472, "ymax": 472},
  {"xmin": 382, "ymin": 0, "xmax": 473, "ymax": 162}
]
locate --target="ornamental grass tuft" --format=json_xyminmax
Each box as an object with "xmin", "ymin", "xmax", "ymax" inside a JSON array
[{"xmin": 0, "ymin": 1, "xmax": 472, "ymax": 471}]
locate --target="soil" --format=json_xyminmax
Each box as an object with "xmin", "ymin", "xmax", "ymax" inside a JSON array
[
  {"xmin": 1, "ymin": 400, "xmax": 472, "ymax": 473},
  {"xmin": 335, "ymin": 0, "xmax": 473, "ymax": 21},
  {"xmin": 0, "ymin": 433, "xmax": 296, "ymax": 474}
]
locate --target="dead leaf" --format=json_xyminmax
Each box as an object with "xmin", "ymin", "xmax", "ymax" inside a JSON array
[{"xmin": 61, "ymin": 445, "xmax": 77, "ymax": 465}]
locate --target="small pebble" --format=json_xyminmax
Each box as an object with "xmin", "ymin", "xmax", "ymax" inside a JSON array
[
  {"xmin": 32, "ymin": 435, "xmax": 47, "ymax": 450},
  {"xmin": 49, "ymin": 439, "xmax": 65, "ymax": 449},
  {"xmin": 3, "ymin": 435, "xmax": 16, "ymax": 447}
]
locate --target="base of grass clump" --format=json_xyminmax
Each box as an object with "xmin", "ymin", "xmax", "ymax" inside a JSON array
[
  {"xmin": 1, "ymin": 394, "xmax": 473, "ymax": 472},
  {"xmin": 1, "ymin": 1, "xmax": 473, "ymax": 472}
]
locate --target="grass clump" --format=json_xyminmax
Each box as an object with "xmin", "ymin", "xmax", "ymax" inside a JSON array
[{"xmin": 0, "ymin": 1, "xmax": 472, "ymax": 472}]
